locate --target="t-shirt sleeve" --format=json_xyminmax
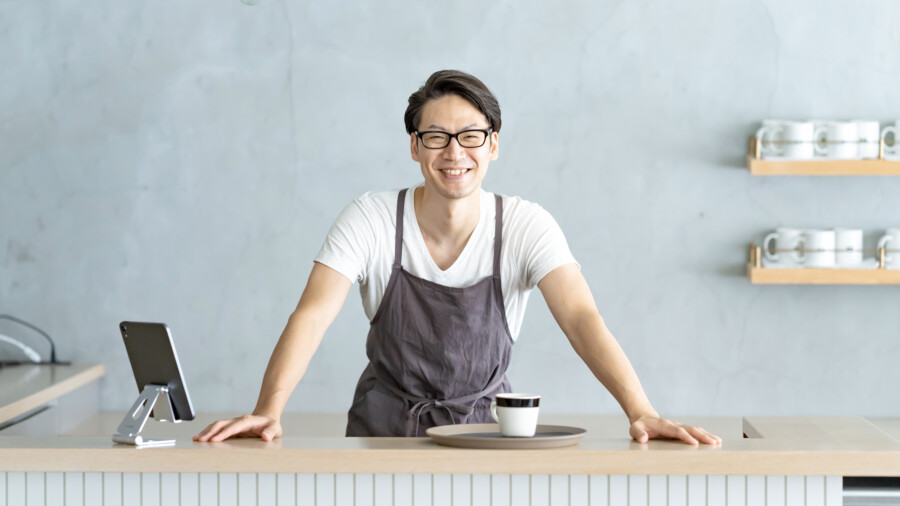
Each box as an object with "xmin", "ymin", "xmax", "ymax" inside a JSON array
[
  {"xmin": 512, "ymin": 203, "xmax": 580, "ymax": 289},
  {"xmin": 313, "ymin": 197, "xmax": 378, "ymax": 284}
]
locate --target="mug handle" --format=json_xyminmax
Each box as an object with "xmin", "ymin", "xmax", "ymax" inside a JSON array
[
  {"xmin": 490, "ymin": 401, "xmax": 499, "ymax": 423},
  {"xmin": 756, "ymin": 126, "xmax": 784, "ymax": 156},
  {"xmin": 793, "ymin": 236, "xmax": 806, "ymax": 263},
  {"xmin": 763, "ymin": 232, "xmax": 779, "ymax": 261},
  {"xmin": 813, "ymin": 126, "xmax": 829, "ymax": 156},
  {"xmin": 878, "ymin": 235, "xmax": 893, "ymax": 261},
  {"xmin": 882, "ymin": 126, "xmax": 897, "ymax": 155}
]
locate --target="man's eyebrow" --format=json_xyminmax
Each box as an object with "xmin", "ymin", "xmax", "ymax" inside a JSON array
[{"xmin": 424, "ymin": 123, "xmax": 481, "ymax": 131}]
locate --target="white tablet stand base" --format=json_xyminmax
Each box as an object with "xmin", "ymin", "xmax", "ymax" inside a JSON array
[{"xmin": 112, "ymin": 384, "xmax": 180, "ymax": 447}]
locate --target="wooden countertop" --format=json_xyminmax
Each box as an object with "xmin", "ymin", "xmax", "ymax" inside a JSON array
[
  {"xmin": 3, "ymin": 414, "xmax": 900, "ymax": 476},
  {"xmin": 0, "ymin": 363, "xmax": 104, "ymax": 425}
]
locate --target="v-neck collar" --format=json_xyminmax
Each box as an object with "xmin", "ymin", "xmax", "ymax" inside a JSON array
[{"xmin": 407, "ymin": 184, "xmax": 487, "ymax": 276}]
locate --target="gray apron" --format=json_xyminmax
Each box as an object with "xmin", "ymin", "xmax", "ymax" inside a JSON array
[{"xmin": 346, "ymin": 189, "xmax": 514, "ymax": 437}]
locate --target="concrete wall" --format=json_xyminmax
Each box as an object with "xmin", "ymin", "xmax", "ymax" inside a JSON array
[{"xmin": 2, "ymin": 0, "xmax": 899, "ymax": 418}]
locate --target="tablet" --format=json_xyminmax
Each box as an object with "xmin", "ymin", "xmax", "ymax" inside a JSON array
[{"xmin": 119, "ymin": 321, "xmax": 195, "ymax": 421}]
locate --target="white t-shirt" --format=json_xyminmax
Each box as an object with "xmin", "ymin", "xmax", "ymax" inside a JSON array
[{"xmin": 314, "ymin": 184, "xmax": 579, "ymax": 341}]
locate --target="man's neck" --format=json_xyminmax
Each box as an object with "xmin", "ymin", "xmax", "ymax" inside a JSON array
[{"xmin": 414, "ymin": 185, "xmax": 481, "ymax": 246}]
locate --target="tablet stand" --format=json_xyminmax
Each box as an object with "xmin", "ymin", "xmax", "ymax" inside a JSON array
[{"xmin": 112, "ymin": 384, "xmax": 180, "ymax": 447}]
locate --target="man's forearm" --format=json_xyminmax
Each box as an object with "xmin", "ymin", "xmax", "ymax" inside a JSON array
[
  {"xmin": 565, "ymin": 311, "xmax": 658, "ymax": 423},
  {"xmin": 252, "ymin": 309, "xmax": 328, "ymax": 420}
]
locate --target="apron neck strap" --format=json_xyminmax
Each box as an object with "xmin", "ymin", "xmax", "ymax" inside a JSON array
[
  {"xmin": 393, "ymin": 189, "xmax": 407, "ymax": 269},
  {"xmin": 493, "ymin": 194, "xmax": 503, "ymax": 278}
]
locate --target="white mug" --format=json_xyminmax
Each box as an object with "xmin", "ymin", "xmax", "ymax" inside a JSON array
[
  {"xmin": 756, "ymin": 120, "xmax": 815, "ymax": 159},
  {"xmin": 852, "ymin": 120, "xmax": 881, "ymax": 159},
  {"xmin": 490, "ymin": 393, "xmax": 540, "ymax": 437},
  {"xmin": 876, "ymin": 228, "xmax": 900, "ymax": 264},
  {"xmin": 881, "ymin": 121, "xmax": 900, "ymax": 160},
  {"xmin": 763, "ymin": 227, "xmax": 805, "ymax": 266},
  {"xmin": 814, "ymin": 121, "xmax": 859, "ymax": 160},
  {"xmin": 799, "ymin": 229, "xmax": 836, "ymax": 268},
  {"xmin": 834, "ymin": 228, "xmax": 863, "ymax": 266}
]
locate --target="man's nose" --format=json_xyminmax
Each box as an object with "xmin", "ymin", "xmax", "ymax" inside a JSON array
[{"xmin": 442, "ymin": 137, "xmax": 467, "ymax": 160}]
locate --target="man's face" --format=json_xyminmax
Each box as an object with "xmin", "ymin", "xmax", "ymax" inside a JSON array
[{"xmin": 410, "ymin": 93, "xmax": 499, "ymax": 201}]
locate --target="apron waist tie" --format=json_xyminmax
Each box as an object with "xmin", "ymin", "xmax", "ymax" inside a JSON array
[{"xmin": 374, "ymin": 371, "xmax": 507, "ymax": 437}]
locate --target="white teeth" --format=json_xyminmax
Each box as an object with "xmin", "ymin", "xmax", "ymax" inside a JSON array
[{"xmin": 441, "ymin": 169, "xmax": 468, "ymax": 176}]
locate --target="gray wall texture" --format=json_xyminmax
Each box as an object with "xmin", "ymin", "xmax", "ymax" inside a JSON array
[{"xmin": 2, "ymin": 0, "xmax": 900, "ymax": 418}]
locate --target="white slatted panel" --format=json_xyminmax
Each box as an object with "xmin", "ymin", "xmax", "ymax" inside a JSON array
[
  {"xmin": 490, "ymin": 474, "xmax": 511, "ymax": 506},
  {"xmin": 355, "ymin": 473, "xmax": 373, "ymax": 506},
  {"xmin": 64, "ymin": 472, "xmax": 83, "ymax": 506},
  {"xmin": 589, "ymin": 474, "xmax": 609, "ymax": 506},
  {"xmin": 277, "ymin": 473, "xmax": 296, "ymax": 505},
  {"xmin": 84, "ymin": 472, "xmax": 102, "ymax": 505},
  {"xmin": 668, "ymin": 475, "xmax": 687, "ymax": 506},
  {"xmin": 179, "ymin": 472, "xmax": 198, "ymax": 506},
  {"xmin": 433, "ymin": 473, "xmax": 451, "ymax": 506},
  {"xmin": 765, "ymin": 475, "xmax": 785, "ymax": 506},
  {"xmin": 373, "ymin": 474, "xmax": 396, "ymax": 506},
  {"xmin": 258, "ymin": 473, "xmax": 276, "ymax": 505},
  {"xmin": 687, "ymin": 475, "xmax": 706, "ymax": 505},
  {"xmin": 609, "ymin": 475, "xmax": 628, "ymax": 504},
  {"xmin": 708, "ymin": 475, "xmax": 726, "ymax": 506},
  {"xmin": 727, "ymin": 475, "xmax": 746, "ymax": 506},
  {"xmin": 825, "ymin": 476, "xmax": 841, "ymax": 506},
  {"xmin": 336, "ymin": 473, "xmax": 354, "ymax": 506},
  {"xmin": 531, "ymin": 474, "xmax": 549, "ymax": 506},
  {"xmin": 198, "ymin": 472, "xmax": 217, "ymax": 506},
  {"xmin": 162, "ymin": 472, "xmax": 180, "ymax": 505},
  {"xmin": 142, "ymin": 472, "xmax": 161, "ymax": 506},
  {"xmin": 238, "ymin": 473, "xmax": 256, "ymax": 505},
  {"xmin": 452, "ymin": 474, "xmax": 470, "ymax": 506},
  {"xmin": 746, "ymin": 475, "xmax": 766, "ymax": 506},
  {"xmin": 472, "ymin": 474, "xmax": 490, "ymax": 506},
  {"xmin": 550, "ymin": 474, "xmax": 568, "ymax": 506},
  {"xmin": 393, "ymin": 474, "xmax": 413, "ymax": 506},
  {"xmin": 649, "ymin": 475, "xmax": 667, "ymax": 506},
  {"xmin": 0, "ymin": 472, "xmax": 844, "ymax": 505},
  {"xmin": 317, "ymin": 473, "xmax": 336, "ymax": 506},
  {"xmin": 805, "ymin": 475, "xmax": 824, "ymax": 506},
  {"xmin": 786, "ymin": 476, "xmax": 805, "ymax": 505},
  {"xmin": 629, "ymin": 475, "xmax": 648, "ymax": 506},
  {"xmin": 26, "ymin": 472, "xmax": 44, "ymax": 506},
  {"xmin": 219, "ymin": 473, "xmax": 237, "ymax": 506},
  {"xmin": 298, "ymin": 473, "xmax": 316, "ymax": 505},
  {"xmin": 45, "ymin": 472, "xmax": 64, "ymax": 506},
  {"xmin": 413, "ymin": 474, "xmax": 432, "ymax": 505},
  {"xmin": 570, "ymin": 474, "xmax": 589, "ymax": 506},
  {"xmin": 8, "ymin": 473, "xmax": 25, "ymax": 506}
]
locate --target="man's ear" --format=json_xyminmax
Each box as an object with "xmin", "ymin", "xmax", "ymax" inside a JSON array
[
  {"xmin": 489, "ymin": 131, "xmax": 499, "ymax": 161},
  {"xmin": 410, "ymin": 133, "xmax": 420, "ymax": 161}
]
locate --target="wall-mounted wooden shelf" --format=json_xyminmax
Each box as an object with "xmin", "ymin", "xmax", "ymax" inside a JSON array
[
  {"xmin": 747, "ymin": 136, "xmax": 900, "ymax": 175},
  {"xmin": 747, "ymin": 243, "xmax": 900, "ymax": 285}
]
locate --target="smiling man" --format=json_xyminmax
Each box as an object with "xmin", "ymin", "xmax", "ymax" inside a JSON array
[{"xmin": 195, "ymin": 70, "xmax": 721, "ymax": 445}]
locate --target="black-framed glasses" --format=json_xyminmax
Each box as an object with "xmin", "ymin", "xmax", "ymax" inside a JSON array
[{"xmin": 415, "ymin": 129, "xmax": 492, "ymax": 149}]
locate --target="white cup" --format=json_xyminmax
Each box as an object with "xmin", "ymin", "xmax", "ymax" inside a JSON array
[
  {"xmin": 881, "ymin": 121, "xmax": 900, "ymax": 159},
  {"xmin": 798, "ymin": 229, "xmax": 836, "ymax": 267},
  {"xmin": 834, "ymin": 228, "xmax": 864, "ymax": 266},
  {"xmin": 490, "ymin": 393, "xmax": 540, "ymax": 437},
  {"xmin": 876, "ymin": 228, "xmax": 900, "ymax": 265},
  {"xmin": 763, "ymin": 227, "xmax": 805, "ymax": 266},
  {"xmin": 756, "ymin": 120, "xmax": 815, "ymax": 159},
  {"xmin": 814, "ymin": 121, "xmax": 859, "ymax": 160},
  {"xmin": 852, "ymin": 120, "xmax": 881, "ymax": 159}
]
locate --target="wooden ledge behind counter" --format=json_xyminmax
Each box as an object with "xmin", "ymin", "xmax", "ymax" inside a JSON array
[{"xmin": 2, "ymin": 413, "xmax": 900, "ymax": 476}]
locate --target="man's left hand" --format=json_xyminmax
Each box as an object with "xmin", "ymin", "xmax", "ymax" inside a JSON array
[{"xmin": 630, "ymin": 416, "xmax": 722, "ymax": 445}]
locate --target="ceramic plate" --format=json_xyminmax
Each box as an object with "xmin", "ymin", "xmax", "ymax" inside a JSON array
[{"xmin": 426, "ymin": 423, "xmax": 586, "ymax": 449}]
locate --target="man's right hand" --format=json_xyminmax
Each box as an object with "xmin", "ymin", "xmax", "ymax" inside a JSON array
[{"xmin": 193, "ymin": 414, "xmax": 283, "ymax": 442}]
